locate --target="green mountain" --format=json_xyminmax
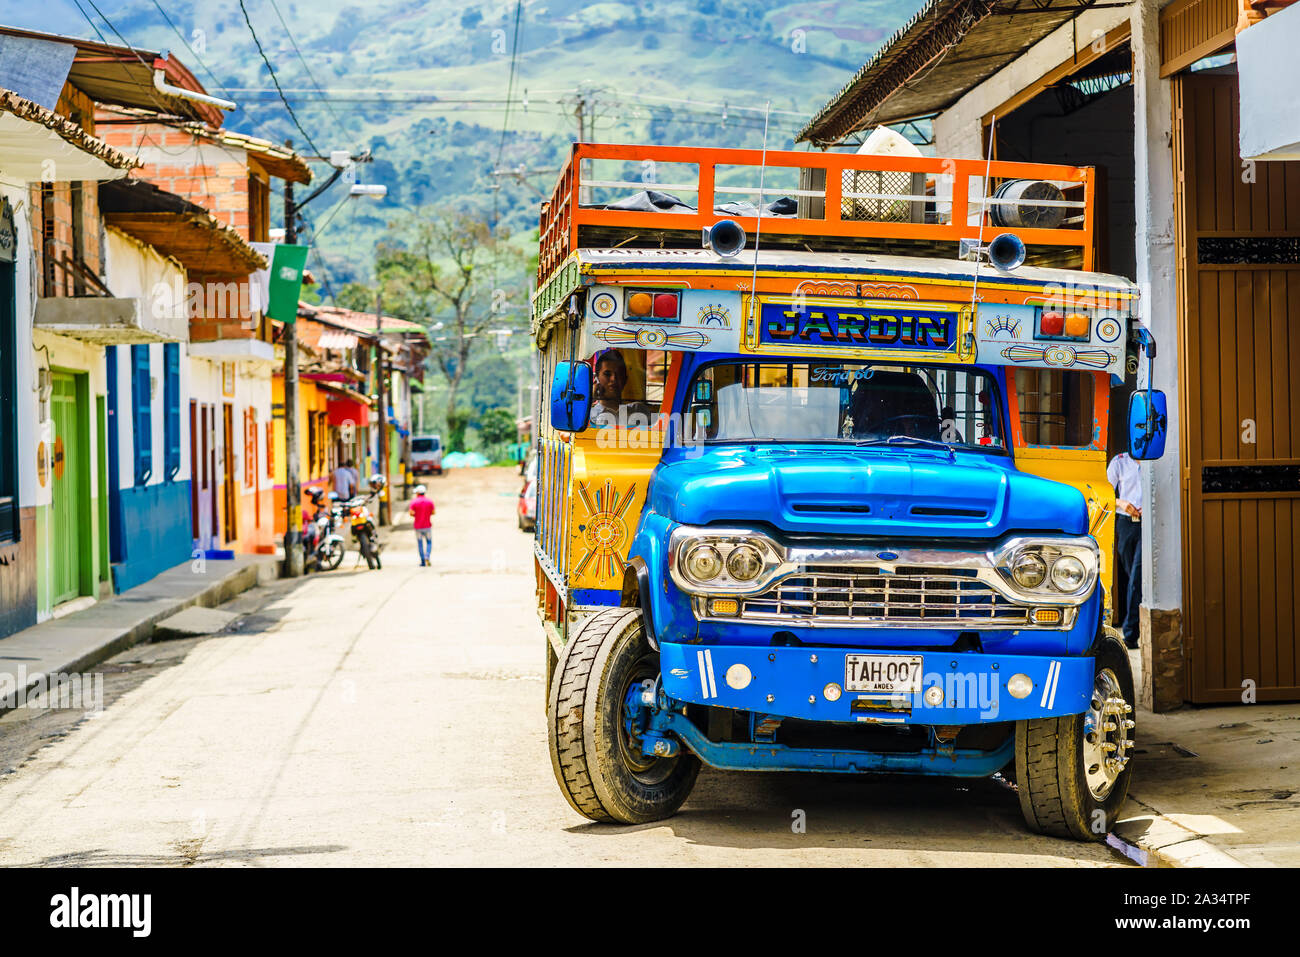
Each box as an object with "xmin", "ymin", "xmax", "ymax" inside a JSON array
[{"xmin": 44, "ymin": 0, "xmax": 922, "ymax": 290}]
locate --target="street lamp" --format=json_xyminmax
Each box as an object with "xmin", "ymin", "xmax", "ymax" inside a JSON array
[{"xmin": 281, "ymin": 145, "xmax": 385, "ymax": 578}]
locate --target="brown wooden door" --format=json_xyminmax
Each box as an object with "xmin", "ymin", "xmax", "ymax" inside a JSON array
[
  {"xmin": 189, "ymin": 400, "xmax": 199, "ymax": 538},
  {"xmin": 207, "ymin": 404, "xmax": 218, "ymax": 541},
  {"xmin": 222, "ymin": 403, "xmax": 237, "ymax": 543},
  {"xmin": 1175, "ymin": 72, "xmax": 1300, "ymax": 702}
]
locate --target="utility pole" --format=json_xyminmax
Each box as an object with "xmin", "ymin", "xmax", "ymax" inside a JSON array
[
  {"xmin": 282, "ymin": 140, "xmax": 304, "ymax": 577},
  {"xmin": 375, "ymin": 292, "xmax": 390, "ymax": 525}
]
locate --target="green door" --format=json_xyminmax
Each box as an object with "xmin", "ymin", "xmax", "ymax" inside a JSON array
[{"xmin": 50, "ymin": 372, "xmax": 82, "ymax": 604}]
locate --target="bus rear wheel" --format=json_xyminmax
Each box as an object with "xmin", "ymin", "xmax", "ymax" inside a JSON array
[{"xmin": 547, "ymin": 607, "xmax": 699, "ymax": 823}]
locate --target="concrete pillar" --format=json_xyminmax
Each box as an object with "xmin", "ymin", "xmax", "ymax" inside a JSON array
[{"xmin": 1131, "ymin": 0, "xmax": 1185, "ymax": 711}]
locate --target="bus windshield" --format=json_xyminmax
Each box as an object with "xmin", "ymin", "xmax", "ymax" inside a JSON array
[{"xmin": 687, "ymin": 361, "xmax": 1005, "ymax": 451}]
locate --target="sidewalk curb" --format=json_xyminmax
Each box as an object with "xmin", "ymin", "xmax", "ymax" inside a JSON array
[
  {"xmin": 1109, "ymin": 796, "xmax": 1248, "ymax": 868},
  {"xmin": 0, "ymin": 557, "xmax": 278, "ymax": 718}
]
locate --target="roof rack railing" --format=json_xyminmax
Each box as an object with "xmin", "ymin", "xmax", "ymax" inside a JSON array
[{"xmin": 537, "ymin": 143, "xmax": 1095, "ymax": 283}]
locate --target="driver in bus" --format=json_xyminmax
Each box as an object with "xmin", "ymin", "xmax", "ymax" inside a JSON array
[
  {"xmin": 591, "ymin": 349, "xmax": 629, "ymax": 428},
  {"xmin": 848, "ymin": 371, "xmax": 941, "ymax": 441}
]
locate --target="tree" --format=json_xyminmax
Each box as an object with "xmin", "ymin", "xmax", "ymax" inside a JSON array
[
  {"xmin": 477, "ymin": 407, "xmax": 516, "ymax": 458},
  {"xmin": 369, "ymin": 207, "xmax": 528, "ymax": 424},
  {"xmin": 336, "ymin": 281, "xmax": 375, "ymax": 313},
  {"xmin": 464, "ymin": 349, "xmax": 516, "ymax": 415},
  {"xmin": 447, "ymin": 408, "xmax": 472, "ymax": 454}
]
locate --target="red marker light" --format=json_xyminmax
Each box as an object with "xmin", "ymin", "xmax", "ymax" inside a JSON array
[
  {"xmin": 653, "ymin": 293, "xmax": 678, "ymax": 318},
  {"xmin": 1040, "ymin": 311, "xmax": 1064, "ymax": 336}
]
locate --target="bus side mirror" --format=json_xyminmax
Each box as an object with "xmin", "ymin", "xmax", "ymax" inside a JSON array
[
  {"xmin": 550, "ymin": 360, "xmax": 592, "ymax": 433},
  {"xmin": 1128, "ymin": 389, "xmax": 1168, "ymax": 460}
]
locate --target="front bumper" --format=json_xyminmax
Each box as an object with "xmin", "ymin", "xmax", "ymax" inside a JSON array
[{"xmin": 659, "ymin": 642, "xmax": 1094, "ymax": 725}]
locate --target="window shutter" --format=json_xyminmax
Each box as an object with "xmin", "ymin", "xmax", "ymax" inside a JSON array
[
  {"xmin": 164, "ymin": 343, "xmax": 181, "ymax": 479},
  {"xmin": 132, "ymin": 345, "xmax": 152, "ymax": 485}
]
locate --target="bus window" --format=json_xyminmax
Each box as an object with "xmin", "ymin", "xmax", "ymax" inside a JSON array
[
  {"xmin": 1014, "ymin": 368, "xmax": 1096, "ymax": 447},
  {"xmin": 686, "ymin": 361, "xmax": 1004, "ymax": 450},
  {"xmin": 589, "ymin": 348, "xmax": 670, "ymax": 429}
]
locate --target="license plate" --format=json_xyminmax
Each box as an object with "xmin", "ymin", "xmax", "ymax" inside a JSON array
[{"xmin": 844, "ymin": 654, "xmax": 924, "ymax": 694}]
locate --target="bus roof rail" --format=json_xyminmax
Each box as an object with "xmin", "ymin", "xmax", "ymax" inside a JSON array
[{"xmin": 537, "ymin": 143, "xmax": 1096, "ymax": 283}]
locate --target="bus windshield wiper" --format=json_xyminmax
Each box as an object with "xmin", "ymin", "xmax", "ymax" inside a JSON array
[{"xmin": 854, "ymin": 436, "xmax": 957, "ymax": 461}]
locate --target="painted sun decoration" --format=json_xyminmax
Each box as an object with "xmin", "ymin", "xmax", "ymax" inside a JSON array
[{"xmin": 573, "ymin": 479, "xmax": 637, "ymax": 584}]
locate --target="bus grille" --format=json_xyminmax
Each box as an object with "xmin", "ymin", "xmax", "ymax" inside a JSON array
[{"xmin": 739, "ymin": 565, "xmax": 1030, "ymax": 626}]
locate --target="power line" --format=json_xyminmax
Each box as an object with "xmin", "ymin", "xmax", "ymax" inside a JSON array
[
  {"xmin": 496, "ymin": 0, "xmax": 525, "ymax": 166},
  {"xmin": 266, "ymin": 0, "xmax": 343, "ymax": 127},
  {"xmin": 145, "ymin": 0, "xmax": 285, "ymax": 144},
  {"xmin": 493, "ymin": 0, "xmax": 525, "ymax": 231},
  {"xmin": 237, "ymin": 0, "xmax": 323, "ymax": 157},
  {"xmin": 72, "ymin": 0, "xmax": 179, "ymax": 117},
  {"xmin": 306, "ymin": 195, "xmax": 351, "ymax": 242},
  {"xmin": 221, "ymin": 86, "xmax": 808, "ymax": 118}
]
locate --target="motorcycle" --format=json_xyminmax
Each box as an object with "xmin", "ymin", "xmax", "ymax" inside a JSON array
[
  {"xmin": 344, "ymin": 474, "xmax": 386, "ymax": 570},
  {"xmin": 302, "ymin": 487, "xmax": 346, "ymax": 572}
]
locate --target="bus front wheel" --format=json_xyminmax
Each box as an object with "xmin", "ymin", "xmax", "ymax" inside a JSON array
[
  {"xmin": 547, "ymin": 607, "xmax": 699, "ymax": 823},
  {"xmin": 1014, "ymin": 636, "xmax": 1135, "ymax": 840}
]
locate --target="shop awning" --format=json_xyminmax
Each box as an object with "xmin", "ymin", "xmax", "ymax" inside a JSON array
[
  {"xmin": 798, "ymin": 0, "xmax": 1105, "ymax": 145},
  {"xmin": 0, "ymin": 88, "xmax": 137, "ymax": 181},
  {"xmin": 327, "ymin": 394, "xmax": 371, "ymax": 428}
]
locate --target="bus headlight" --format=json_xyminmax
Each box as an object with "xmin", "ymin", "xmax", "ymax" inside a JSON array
[
  {"xmin": 684, "ymin": 544, "xmax": 723, "ymax": 582},
  {"xmin": 670, "ymin": 527, "xmax": 784, "ymax": 594},
  {"xmin": 1050, "ymin": 555, "xmax": 1087, "ymax": 592},
  {"xmin": 995, "ymin": 536, "xmax": 1099, "ymax": 602},
  {"xmin": 1010, "ymin": 552, "xmax": 1048, "ymax": 588},
  {"xmin": 725, "ymin": 544, "xmax": 764, "ymax": 581}
]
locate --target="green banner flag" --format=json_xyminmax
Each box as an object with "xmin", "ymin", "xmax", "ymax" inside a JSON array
[{"xmin": 266, "ymin": 243, "xmax": 309, "ymax": 324}]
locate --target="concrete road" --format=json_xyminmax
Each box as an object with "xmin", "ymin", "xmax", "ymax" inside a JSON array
[{"xmin": 0, "ymin": 467, "xmax": 1127, "ymax": 867}]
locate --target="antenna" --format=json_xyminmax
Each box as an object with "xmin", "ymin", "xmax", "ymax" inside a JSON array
[
  {"xmin": 748, "ymin": 100, "xmax": 772, "ymax": 340},
  {"xmin": 970, "ymin": 114, "xmax": 996, "ymax": 311}
]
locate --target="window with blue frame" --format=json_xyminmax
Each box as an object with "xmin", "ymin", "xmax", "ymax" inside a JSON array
[
  {"xmin": 131, "ymin": 345, "xmax": 152, "ymax": 486},
  {"xmin": 163, "ymin": 343, "xmax": 180, "ymax": 480}
]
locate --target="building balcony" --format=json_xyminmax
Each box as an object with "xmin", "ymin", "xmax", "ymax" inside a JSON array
[
  {"xmin": 188, "ymin": 337, "xmax": 277, "ymax": 367},
  {"xmin": 33, "ymin": 295, "xmax": 186, "ymax": 344}
]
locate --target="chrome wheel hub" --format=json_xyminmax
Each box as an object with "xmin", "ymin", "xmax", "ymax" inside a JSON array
[{"xmin": 1081, "ymin": 668, "xmax": 1133, "ymax": 800}]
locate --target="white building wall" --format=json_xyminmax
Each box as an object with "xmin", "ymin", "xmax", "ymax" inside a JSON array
[
  {"xmin": 4, "ymin": 183, "xmax": 39, "ymax": 512},
  {"xmin": 102, "ymin": 230, "xmax": 193, "ymax": 489},
  {"xmin": 1131, "ymin": 0, "xmax": 1181, "ymax": 612}
]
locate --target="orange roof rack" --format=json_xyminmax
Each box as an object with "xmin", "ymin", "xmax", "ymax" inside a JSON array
[{"xmin": 538, "ymin": 143, "xmax": 1096, "ymax": 283}]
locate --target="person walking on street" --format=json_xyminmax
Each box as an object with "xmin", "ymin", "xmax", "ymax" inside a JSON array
[
  {"xmin": 1108, "ymin": 451, "xmax": 1143, "ymax": 649},
  {"xmin": 408, "ymin": 484, "xmax": 436, "ymax": 567},
  {"xmin": 332, "ymin": 459, "xmax": 358, "ymax": 500}
]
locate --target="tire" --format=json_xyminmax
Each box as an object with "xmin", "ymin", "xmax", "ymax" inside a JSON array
[
  {"xmin": 547, "ymin": 607, "xmax": 700, "ymax": 824},
  {"xmin": 1015, "ymin": 636, "xmax": 1136, "ymax": 840},
  {"xmin": 319, "ymin": 540, "xmax": 345, "ymax": 571},
  {"xmin": 357, "ymin": 531, "xmax": 379, "ymax": 570}
]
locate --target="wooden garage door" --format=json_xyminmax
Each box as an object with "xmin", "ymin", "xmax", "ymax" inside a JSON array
[{"xmin": 1175, "ymin": 72, "xmax": 1300, "ymax": 702}]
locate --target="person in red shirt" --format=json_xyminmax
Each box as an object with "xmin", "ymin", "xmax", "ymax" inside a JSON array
[{"xmin": 408, "ymin": 485, "xmax": 436, "ymax": 567}]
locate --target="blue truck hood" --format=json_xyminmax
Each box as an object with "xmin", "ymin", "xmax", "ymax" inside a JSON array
[{"xmin": 650, "ymin": 445, "xmax": 1087, "ymax": 538}]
